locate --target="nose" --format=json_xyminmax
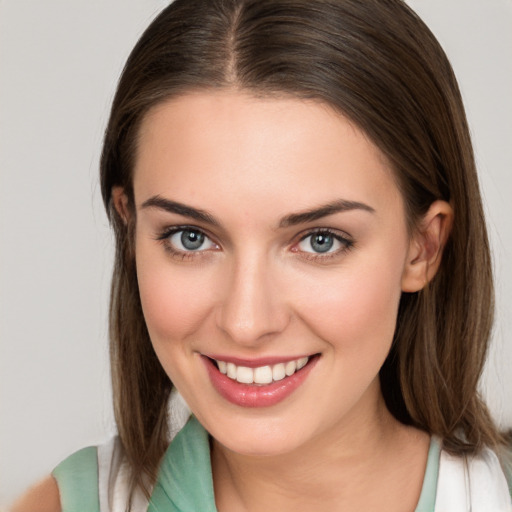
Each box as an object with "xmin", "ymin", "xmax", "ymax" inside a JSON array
[{"xmin": 216, "ymin": 253, "xmax": 290, "ymax": 346}]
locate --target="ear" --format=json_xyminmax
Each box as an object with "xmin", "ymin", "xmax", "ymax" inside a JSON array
[
  {"xmin": 401, "ymin": 200, "xmax": 453, "ymax": 293},
  {"xmin": 111, "ymin": 186, "xmax": 130, "ymax": 224}
]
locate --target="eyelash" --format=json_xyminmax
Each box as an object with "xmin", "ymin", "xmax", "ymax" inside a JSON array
[
  {"xmin": 156, "ymin": 225, "xmax": 219, "ymax": 261},
  {"xmin": 294, "ymin": 228, "xmax": 354, "ymax": 262},
  {"xmin": 155, "ymin": 225, "xmax": 354, "ymax": 262}
]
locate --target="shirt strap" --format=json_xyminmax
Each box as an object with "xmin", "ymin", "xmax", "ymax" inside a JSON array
[
  {"xmin": 148, "ymin": 416, "xmax": 217, "ymax": 512},
  {"xmin": 414, "ymin": 436, "xmax": 441, "ymax": 512},
  {"xmin": 52, "ymin": 446, "xmax": 101, "ymax": 512},
  {"xmin": 504, "ymin": 458, "xmax": 512, "ymax": 499}
]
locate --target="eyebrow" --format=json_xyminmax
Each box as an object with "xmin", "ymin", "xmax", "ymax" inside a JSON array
[
  {"xmin": 278, "ymin": 199, "xmax": 375, "ymax": 227},
  {"xmin": 141, "ymin": 196, "xmax": 375, "ymax": 228},
  {"xmin": 141, "ymin": 196, "xmax": 220, "ymax": 226}
]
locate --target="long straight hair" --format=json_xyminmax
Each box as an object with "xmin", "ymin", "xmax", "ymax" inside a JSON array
[{"xmin": 100, "ymin": 0, "xmax": 503, "ymax": 496}]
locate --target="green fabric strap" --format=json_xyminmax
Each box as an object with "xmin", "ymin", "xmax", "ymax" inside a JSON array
[
  {"xmin": 414, "ymin": 436, "xmax": 441, "ymax": 512},
  {"xmin": 148, "ymin": 416, "xmax": 218, "ymax": 512},
  {"xmin": 52, "ymin": 446, "xmax": 100, "ymax": 512},
  {"xmin": 505, "ymin": 460, "xmax": 512, "ymax": 499}
]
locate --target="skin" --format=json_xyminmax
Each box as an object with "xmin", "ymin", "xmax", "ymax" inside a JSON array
[
  {"xmin": 128, "ymin": 91, "xmax": 451, "ymax": 511},
  {"xmin": 13, "ymin": 90, "xmax": 452, "ymax": 511},
  {"xmin": 10, "ymin": 476, "xmax": 60, "ymax": 512}
]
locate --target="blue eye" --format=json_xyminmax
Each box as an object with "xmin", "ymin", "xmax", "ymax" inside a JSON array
[
  {"xmin": 168, "ymin": 229, "xmax": 216, "ymax": 252},
  {"xmin": 298, "ymin": 231, "xmax": 348, "ymax": 254}
]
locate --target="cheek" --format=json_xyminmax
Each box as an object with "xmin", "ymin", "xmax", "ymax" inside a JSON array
[
  {"xmin": 291, "ymin": 248, "xmax": 405, "ymax": 360},
  {"xmin": 135, "ymin": 247, "xmax": 216, "ymax": 346}
]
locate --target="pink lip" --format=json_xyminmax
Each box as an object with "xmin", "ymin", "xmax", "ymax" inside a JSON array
[{"xmin": 202, "ymin": 354, "xmax": 319, "ymax": 408}]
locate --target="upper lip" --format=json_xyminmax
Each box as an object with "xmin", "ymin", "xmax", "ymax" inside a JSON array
[{"xmin": 202, "ymin": 354, "xmax": 316, "ymax": 368}]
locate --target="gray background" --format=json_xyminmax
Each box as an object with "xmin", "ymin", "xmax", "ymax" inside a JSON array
[{"xmin": 1, "ymin": 0, "xmax": 511, "ymax": 506}]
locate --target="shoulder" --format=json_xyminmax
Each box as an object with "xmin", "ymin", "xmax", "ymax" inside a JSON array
[{"xmin": 9, "ymin": 475, "xmax": 61, "ymax": 512}]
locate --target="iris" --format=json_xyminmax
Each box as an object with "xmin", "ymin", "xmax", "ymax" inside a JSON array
[
  {"xmin": 309, "ymin": 233, "xmax": 334, "ymax": 253},
  {"xmin": 181, "ymin": 230, "xmax": 205, "ymax": 250}
]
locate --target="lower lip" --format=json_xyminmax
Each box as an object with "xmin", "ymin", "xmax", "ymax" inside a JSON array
[{"xmin": 203, "ymin": 355, "xmax": 319, "ymax": 408}]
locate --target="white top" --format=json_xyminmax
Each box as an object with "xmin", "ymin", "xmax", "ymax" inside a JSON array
[{"xmin": 436, "ymin": 448, "xmax": 511, "ymax": 511}]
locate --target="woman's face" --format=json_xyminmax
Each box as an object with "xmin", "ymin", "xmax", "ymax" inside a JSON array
[{"xmin": 131, "ymin": 91, "xmax": 415, "ymax": 456}]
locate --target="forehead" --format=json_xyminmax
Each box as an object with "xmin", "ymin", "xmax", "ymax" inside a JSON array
[{"xmin": 133, "ymin": 90, "xmax": 403, "ymax": 220}]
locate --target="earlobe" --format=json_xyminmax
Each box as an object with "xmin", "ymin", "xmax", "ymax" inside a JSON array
[
  {"xmin": 112, "ymin": 186, "xmax": 130, "ymax": 224},
  {"xmin": 401, "ymin": 200, "xmax": 453, "ymax": 293}
]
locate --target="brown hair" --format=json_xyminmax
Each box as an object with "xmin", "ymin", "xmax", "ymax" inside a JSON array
[{"xmin": 100, "ymin": 0, "xmax": 504, "ymax": 496}]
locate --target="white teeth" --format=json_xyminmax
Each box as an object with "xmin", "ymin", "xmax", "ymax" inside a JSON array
[
  {"xmin": 285, "ymin": 360, "xmax": 297, "ymax": 376},
  {"xmin": 254, "ymin": 366, "xmax": 273, "ymax": 384},
  {"xmin": 227, "ymin": 362, "xmax": 237, "ymax": 379},
  {"xmin": 215, "ymin": 356, "xmax": 310, "ymax": 384},
  {"xmin": 272, "ymin": 363, "xmax": 286, "ymax": 381},
  {"xmin": 236, "ymin": 366, "xmax": 254, "ymax": 384},
  {"xmin": 297, "ymin": 357, "xmax": 308, "ymax": 370}
]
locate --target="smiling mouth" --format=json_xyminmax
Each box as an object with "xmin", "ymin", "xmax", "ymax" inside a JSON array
[
  {"xmin": 213, "ymin": 356, "xmax": 310, "ymax": 385},
  {"xmin": 203, "ymin": 354, "xmax": 319, "ymax": 407}
]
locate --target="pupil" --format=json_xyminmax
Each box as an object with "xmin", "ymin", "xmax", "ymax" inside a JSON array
[
  {"xmin": 311, "ymin": 233, "xmax": 333, "ymax": 253},
  {"xmin": 181, "ymin": 230, "xmax": 204, "ymax": 250}
]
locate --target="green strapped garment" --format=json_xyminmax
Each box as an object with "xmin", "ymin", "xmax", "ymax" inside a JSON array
[{"xmin": 53, "ymin": 416, "xmax": 442, "ymax": 512}]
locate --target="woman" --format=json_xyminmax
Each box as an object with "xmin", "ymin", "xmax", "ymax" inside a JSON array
[{"xmin": 12, "ymin": 0, "xmax": 512, "ymax": 510}]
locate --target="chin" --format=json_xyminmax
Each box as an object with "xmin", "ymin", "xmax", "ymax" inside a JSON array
[
  {"xmin": 198, "ymin": 407, "xmax": 315, "ymax": 458},
  {"xmin": 216, "ymin": 430, "xmax": 307, "ymax": 458}
]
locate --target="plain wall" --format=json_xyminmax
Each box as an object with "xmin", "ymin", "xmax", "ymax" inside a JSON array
[{"xmin": 1, "ymin": 0, "xmax": 511, "ymax": 505}]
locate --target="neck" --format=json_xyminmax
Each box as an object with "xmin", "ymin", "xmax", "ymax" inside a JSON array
[{"xmin": 211, "ymin": 384, "xmax": 429, "ymax": 512}]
